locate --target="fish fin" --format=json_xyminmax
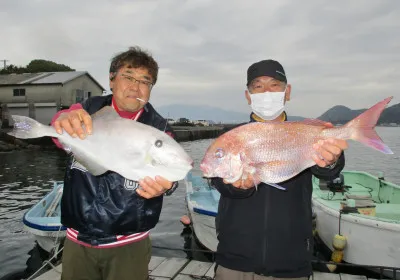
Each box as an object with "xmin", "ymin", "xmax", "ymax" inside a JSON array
[
  {"xmin": 72, "ymin": 153, "xmax": 108, "ymax": 176},
  {"xmin": 252, "ymin": 177, "xmax": 259, "ymax": 191},
  {"xmin": 265, "ymin": 182, "xmax": 286, "ymax": 191},
  {"xmin": 7, "ymin": 115, "xmax": 58, "ymax": 139},
  {"xmin": 254, "ymin": 160, "xmax": 297, "ymax": 189},
  {"xmin": 248, "ymin": 170, "xmax": 285, "ymax": 190},
  {"xmin": 90, "ymin": 106, "xmax": 121, "ymax": 122},
  {"xmin": 301, "ymin": 118, "xmax": 332, "ymax": 127},
  {"xmin": 245, "ymin": 165, "xmax": 256, "ymax": 175},
  {"xmin": 344, "ymin": 96, "xmax": 393, "ymax": 154},
  {"xmin": 224, "ymin": 155, "xmax": 244, "ymax": 183},
  {"xmin": 242, "ymin": 165, "xmax": 258, "ymax": 190}
]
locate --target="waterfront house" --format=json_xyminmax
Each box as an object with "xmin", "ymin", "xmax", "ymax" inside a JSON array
[{"xmin": 0, "ymin": 71, "xmax": 105, "ymax": 125}]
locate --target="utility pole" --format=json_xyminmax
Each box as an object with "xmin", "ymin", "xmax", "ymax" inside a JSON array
[{"xmin": 0, "ymin": 59, "xmax": 9, "ymax": 69}]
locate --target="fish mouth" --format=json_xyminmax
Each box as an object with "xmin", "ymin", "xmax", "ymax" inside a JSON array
[
  {"xmin": 200, "ymin": 162, "xmax": 213, "ymax": 177},
  {"xmin": 152, "ymin": 160, "xmax": 193, "ymax": 171},
  {"xmin": 174, "ymin": 159, "xmax": 193, "ymax": 170},
  {"xmin": 180, "ymin": 162, "xmax": 194, "ymax": 171},
  {"xmin": 199, "ymin": 162, "xmax": 208, "ymax": 172}
]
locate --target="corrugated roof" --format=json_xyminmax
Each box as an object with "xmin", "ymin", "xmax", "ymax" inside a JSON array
[
  {"xmin": 0, "ymin": 71, "xmax": 105, "ymax": 90},
  {"xmin": 31, "ymin": 71, "xmax": 87, "ymax": 84},
  {"xmin": 20, "ymin": 72, "xmax": 54, "ymax": 84},
  {"xmin": 0, "ymin": 73, "xmax": 41, "ymax": 85}
]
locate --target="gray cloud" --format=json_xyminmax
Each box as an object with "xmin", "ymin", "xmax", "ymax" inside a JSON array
[{"xmin": 1, "ymin": 0, "xmax": 399, "ymax": 118}]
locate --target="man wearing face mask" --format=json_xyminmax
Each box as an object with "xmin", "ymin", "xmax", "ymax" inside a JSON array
[{"xmin": 211, "ymin": 59, "xmax": 348, "ymax": 280}]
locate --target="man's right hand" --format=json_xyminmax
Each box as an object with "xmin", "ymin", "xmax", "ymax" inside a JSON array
[
  {"xmin": 224, "ymin": 173, "xmax": 255, "ymax": 189},
  {"xmin": 53, "ymin": 109, "xmax": 92, "ymax": 139}
]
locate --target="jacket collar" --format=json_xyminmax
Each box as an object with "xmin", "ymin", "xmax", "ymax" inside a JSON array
[{"xmin": 249, "ymin": 111, "xmax": 287, "ymax": 123}]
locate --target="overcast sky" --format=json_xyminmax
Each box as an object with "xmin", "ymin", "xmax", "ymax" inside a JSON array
[{"xmin": 1, "ymin": 0, "xmax": 399, "ymax": 118}]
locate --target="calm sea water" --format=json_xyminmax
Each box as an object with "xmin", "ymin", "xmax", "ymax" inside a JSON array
[{"xmin": 0, "ymin": 127, "xmax": 399, "ymax": 278}]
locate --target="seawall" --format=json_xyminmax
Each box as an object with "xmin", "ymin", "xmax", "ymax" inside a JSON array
[{"xmin": 172, "ymin": 126, "xmax": 223, "ymax": 142}]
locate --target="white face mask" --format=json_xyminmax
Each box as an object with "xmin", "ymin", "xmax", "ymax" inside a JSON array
[{"xmin": 249, "ymin": 89, "xmax": 286, "ymax": 120}]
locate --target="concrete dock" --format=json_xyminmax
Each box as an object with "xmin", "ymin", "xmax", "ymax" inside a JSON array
[
  {"xmin": 172, "ymin": 126, "xmax": 223, "ymax": 142},
  {"xmin": 34, "ymin": 256, "xmax": 377, "ymax": 280}
]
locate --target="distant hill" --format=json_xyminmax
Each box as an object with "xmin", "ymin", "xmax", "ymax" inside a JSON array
[
  {"xmin": 155, "ymin": 104, "xmax": 249, "ymax": 123},
  {"xmin": 287, "ymin": 115, "xmax": 305, "ymax": 121},
  {"xmin": 155, "ymin": 101, "xmax": 400, "ymax": 124},
  {"xmin": 318, "ymin": 102, "xmax": 400, "ymax": 124},
  {"xmin": 381, "ymin": 103, "xmax": 400, "ymax": 123},
  {"xmin": 318, "ymin": 106, "xmax": 365, "ymax": 123},
  {"xmin": 156, "ymin": 104, "xmax": 306, "ymax": 123}
]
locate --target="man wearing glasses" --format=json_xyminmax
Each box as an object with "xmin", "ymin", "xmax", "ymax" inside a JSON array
[
  {"xmin": 211, "ymin": 60, "xmax": 348, "ymax": 280},
  {"xmin": 51, "ymin": 46, "xmax": 178, "ymax": 280}
]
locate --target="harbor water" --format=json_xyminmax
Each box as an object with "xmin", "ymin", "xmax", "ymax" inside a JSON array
[{"xmin": 0, "ymin": 127, "xmax": 399, "ymax": 278}]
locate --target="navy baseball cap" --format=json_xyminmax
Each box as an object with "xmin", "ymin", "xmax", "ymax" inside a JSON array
[{"xmin": 247, "ymin": 59, "xmax": 287, "ymax": 85}]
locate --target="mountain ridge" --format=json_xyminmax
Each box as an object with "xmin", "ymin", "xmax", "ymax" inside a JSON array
[
  {"xmin": 317, "ymin": 102, "xmax": 400, "ymax": 124},
  {"xmin": 155, "ymin": 102, "xmax": 400, "ymax": 124}
]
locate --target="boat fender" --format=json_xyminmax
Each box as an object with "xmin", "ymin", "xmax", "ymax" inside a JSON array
[
  {"xmin": 332, "ymin": 234, "xmax": 347, "ymax": 250},
  {"xmin": 327, "ymin": 234, "xmax": 347, "ymax": 272},
  {"xmin": 180, "ymin": 215, "xmax": 191, "ymax": 226}
]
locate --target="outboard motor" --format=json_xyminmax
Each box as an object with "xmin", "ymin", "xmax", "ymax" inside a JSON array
[{"xmin": 318, "ymin": 173, "xmax": 347, "ymax": 194}]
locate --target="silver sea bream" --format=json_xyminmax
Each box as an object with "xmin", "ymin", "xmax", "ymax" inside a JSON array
[{"xmin": 8, "ymin": 106, "xmax": 193, "ymax": 182}]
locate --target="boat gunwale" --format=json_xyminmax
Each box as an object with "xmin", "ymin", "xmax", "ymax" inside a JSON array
[
  {"xmin": 312, "ymin": 198, "xmax": 400, "ymax": 232},
  {"xmin": 22, "ymin": 181, "xmax": 66, "ymax": 231}
]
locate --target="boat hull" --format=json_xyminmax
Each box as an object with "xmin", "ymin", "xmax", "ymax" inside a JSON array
[
  {"xmin": 186, "ymin": 170, "xmax": 400, "ymax": 278},
  {"xmin": 185, "ymin": 174, "xmax": 218, "ymax": 252},
  {"xmin": 187, "ymin": 208, "xmax": 218, "ymax": 252},
  {"xmin": 22, "ymin": 181, "xmax": 66, "ymax": 253},
  {"xmin": 312, "ymin": 170, "xmax": 400, "ymax": 278},
  {"xmin": 23, "ymin": 225, "xmax": 66, "ymax": 253},
  {"xmin": 313, "ymin": 198, "xmax": 400, "ymax": 267}
]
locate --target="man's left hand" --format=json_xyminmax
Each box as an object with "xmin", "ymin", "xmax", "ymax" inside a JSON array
[
  {"xmin": 312, "ymin": 138, "xmax": 348, "ymax": 167},
  {"xmin": 136, "ymin": 176, "xmax": 173, "ymax": 199}
]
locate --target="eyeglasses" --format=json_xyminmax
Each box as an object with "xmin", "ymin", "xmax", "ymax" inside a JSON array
[{"xmin": 121, "ymin": 74, "xmax": 153, "ymax": 90}]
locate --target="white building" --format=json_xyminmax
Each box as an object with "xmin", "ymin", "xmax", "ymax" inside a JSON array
[{"xmin": 0, "ymin": 71, "xmax": 105, "ymax": 125}]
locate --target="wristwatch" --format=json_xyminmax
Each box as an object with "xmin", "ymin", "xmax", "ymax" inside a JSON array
[
  {"xmin": 164, "ymin": 181, "xmax": 179, "ymax": 196},
  {"xmin": 326, "ymin": 161, "xmax": 337, "ymax": 169}
]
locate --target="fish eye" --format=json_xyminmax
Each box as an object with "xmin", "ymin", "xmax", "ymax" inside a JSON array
[
  {"xmin": 155, "ymin": 140, "xmax": 163, "ymax": 148},
  {"xmin": 215, "ymin": 148, "xmax": 224, "ymax": 158}
]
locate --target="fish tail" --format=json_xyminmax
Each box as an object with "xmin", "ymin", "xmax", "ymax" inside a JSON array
[
  {"xmin": 7, "ymin": 115, "xmax": 59, "ymax": 139},
  {"xmin": 344, "ymin": 96, "xmax": 393, "ymax": 154}
]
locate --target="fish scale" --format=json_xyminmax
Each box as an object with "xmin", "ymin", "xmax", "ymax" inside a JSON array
[{"xmin": 200, "ymin": 97, "xmax": 394, "ymax": 189}]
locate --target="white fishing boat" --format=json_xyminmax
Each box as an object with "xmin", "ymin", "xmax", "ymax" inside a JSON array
[
  {"xmin": 22, "ymin": 181, "xmax": 66, "ymax": 253},
  {"xmin": 184, "ymin": 172, "xmax": 218, "ymax": 252},
  {"xmin": 185, "ymin": 170, "xmax": 400, "ymax": 278},
  {"xmin": 312, "ymin": 171, "xmax": 400, "ymax": 278}
]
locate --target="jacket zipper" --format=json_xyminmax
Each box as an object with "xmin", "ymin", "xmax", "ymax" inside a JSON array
[{"xmin": 262, "ymin": 187, "xmax": 270, "ymax": 273}]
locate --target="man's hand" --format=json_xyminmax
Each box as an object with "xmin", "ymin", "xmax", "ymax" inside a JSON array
[
  {"xmin": 224, "ymin": 173, "xmax": 255, "ymax": 189},
  {"xmin": 312, "ymin": 138, "xmax": 348, "ymax": 167},
  {"xmin": 53, "ymin": 109, "xmax": 92, "ymax": 139},
  {"xmin": 136, "ymin": 176, "xmax": 173, "ymax": 199}
]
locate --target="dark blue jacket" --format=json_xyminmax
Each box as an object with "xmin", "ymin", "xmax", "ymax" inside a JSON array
[
  {"xmin": 211, "ymin": 112, "xmax": 345, "ymax": 277},
  {"xmin": 60, "ymin": 95, "xmax": 175, "ymax": 245}
]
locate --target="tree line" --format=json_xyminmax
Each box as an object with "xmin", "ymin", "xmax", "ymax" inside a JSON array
[{"xmin": 0, "ymin": 59, "xmax": 74, "ymax": 74}]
